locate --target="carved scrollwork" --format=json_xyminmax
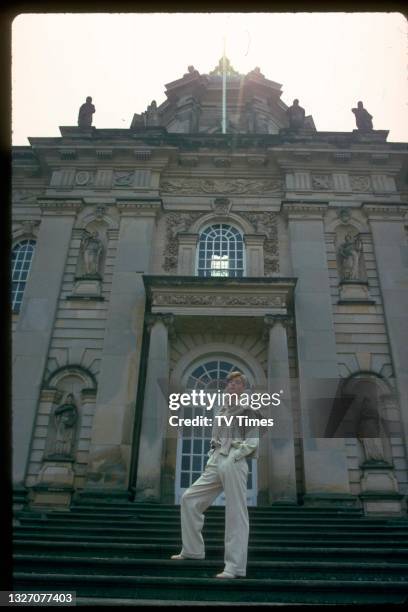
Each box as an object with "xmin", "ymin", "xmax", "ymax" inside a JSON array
[
  {"xmin": 240, "ymin": 211, "xmax": 280, "ymax": 274},
  {"xmin": 160, "ymin": 177, "xmax": 283, "ymax": 195},
  {"xmin": 163, "ymin": 212, "xmax": 202, "ymax": 272}
]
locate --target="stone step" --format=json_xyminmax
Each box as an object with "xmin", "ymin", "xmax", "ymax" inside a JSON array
[
  {"xmin": 12, "ymin": 524, "xmax": 408, "ymax": 541},
  {"xmin": 69, "ymin": 503, "xmax": 365, "ymax": 515},
  {"xmin": 15, "ymin": 516, "xmax": 408, "ymax": 533},
  {"xmin": 13, "ymin": 554, "xmax": 408, "ymax": 581},
  {"xmin": 17, "ymin": 510, "xmax": 389, "ymax": 526},
  {"xmin": 13, "ymin": 540, "xmax": 408, "ymax": 561},
  {"xmin": 13, "ymin": 572, "xmax": 408, "ymax": 604}
]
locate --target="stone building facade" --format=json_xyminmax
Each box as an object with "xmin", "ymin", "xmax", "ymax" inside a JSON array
[{"xmin": 12, "ymin": 61, "xmax": 408, "ymax": 515}]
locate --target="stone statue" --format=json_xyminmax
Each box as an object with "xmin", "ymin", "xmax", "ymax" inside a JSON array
[
  {"xmin": 287, "ymin": 99, "xmax": 305, "ymax": 129},
  {"xmin": 78, "ymin": 96, "xmax": 95, "ymax": 127},
  {"xmin": 80, "ymin": 230, "xmax": 103, "ymax": 277},
  {"xmin": 144, "ymin": 100, "xmax": 160, "ymax": 127},
  {"xmin": 184, "ymin": 65, "xmax": 200, "ymax": 77},
  {"xmin": 338, "ymin": 233, "xmax": 364, "ymax": 281},
  {"xmin": 357, "ymin": 400, "xmax": 386, "ymax": 463},
  {"xmin": 53, "ymin": 393, "xmax": 78, "ymax": 456},
  {"xmin": 352, "ymin": 101, "xmax": 373, "ymax": 131}
]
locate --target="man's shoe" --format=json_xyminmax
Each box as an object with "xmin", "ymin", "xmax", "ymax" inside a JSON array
[
  {"xmin": 170, "ymin": 553, "xmax": 186, "ymax": 559},
  {"xmin": 215, "ymin": 571, "xmax": 237, "ymax": 578}
]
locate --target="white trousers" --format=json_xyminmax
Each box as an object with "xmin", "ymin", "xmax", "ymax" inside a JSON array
[{"xmin": 179, "ymin": 447, "xmax": 250, "ymax": 576}]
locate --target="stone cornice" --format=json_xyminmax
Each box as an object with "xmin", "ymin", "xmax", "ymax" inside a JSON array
[
  {"xmin": 361, "ymin": 202, "xmax": 408, "ymax": 220},
  {"xmin": 38, "ymin": 198, "xmax": 83, "ymax": 214},
  {"xmin": 281, "ymin": 201, "xmax": 329, "ymax": 219},
  {"xmin": 116, "ymin": 199, "xmax": 163, "ymax": 216}
]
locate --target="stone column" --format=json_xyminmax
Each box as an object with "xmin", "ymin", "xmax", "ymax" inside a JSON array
[
  {"xmin": 134, "ymin": 313, "xmax": 174, "ymax": 501},
  {"xmin": 264, "ymin": 315, "xmax": 297, "ymax": 504},
  {"xmin": 12, "ymin": 199, "xmax": 82, "ymax": 487},
  {"xmin": 362, "ymin": 204, "xmax": 408, "ymax": 448},
  {"xmin": 84, "ymin": 200, "xmax": 161, "ymax": 491},
  {"xmin": 282, "ymin": 202, "xmax": 352, "ymax": 506}
]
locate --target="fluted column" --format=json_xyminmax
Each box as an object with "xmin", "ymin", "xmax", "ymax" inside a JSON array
[
  {"xmin": 134, "ymin": 313, "xmax": 175, "ymax": 501},
  {"xmin": 264, "ymin": 315, "xmax": 297, "ymax": 503}
]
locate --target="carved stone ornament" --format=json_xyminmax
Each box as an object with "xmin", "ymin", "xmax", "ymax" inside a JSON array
[
  {"xmin": 163, "ymin": 212, "xmax": 202, "ymax": 272},
  {"xmin": 240, "ymin": 211, "xmax": 279, "ymax": 274},
  {"xmin": 212, "ymin": 198, "xmax": 232, "ymax": 215},
  {"xmin": 312, "ymin": 174, "xmax": 333, "ymax": 190},
  {"xmin": 113, "ymin": 171, "xmax": 134, "ymax": 186},
  {"xmin": 350, "ymin": 175, "xmax": 371, "ymax": 192},
  {"xmin": 20, "ymin": 219, "xmax": 40, "ymax": 235},
  {"xmin": 160, "ymin": 177, "xmax": 283, "ymax": 195},
  {"xmin": 337, "ymin": 208, "xmax": 352, "ymax": 224},
  {"xmin": 75, "ymin": 171, "xmax": 94, "ymax": 186},
  {"xmin": 152, "ymin": 293, "xmax": 284, "ymax": 307}
]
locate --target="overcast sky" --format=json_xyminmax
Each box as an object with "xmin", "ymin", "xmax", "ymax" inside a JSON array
[{"xmin": 11, "ymin": 12, "xmax": 408, "ymax": 145}]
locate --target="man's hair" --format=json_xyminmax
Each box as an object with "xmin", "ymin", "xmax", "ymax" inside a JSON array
[{"xmin": 226, "ymin": 371, "xmax": 247, "ymax": 387}]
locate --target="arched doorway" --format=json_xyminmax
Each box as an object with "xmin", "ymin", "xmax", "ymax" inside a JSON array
[{"xmin": 175, "ymin": 358, "xmax": 258, "ymax": 506}]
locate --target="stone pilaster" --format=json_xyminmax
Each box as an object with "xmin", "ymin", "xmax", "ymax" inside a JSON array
[
  {"xmin": 263, "ymin": 315, "xmax": 297, "ymax": 504},
  {"xmin": 177, "ymin": 232, "xmax": 199, "ymax": 275},
  {"xmin": 244, "ymin": 234, "xmax": 266, "ymax": 277},
  {"xmin": 84, "ymin": 200, "xmax": 161, "ymax": 491},
  {"xmin": 362, "ymin": 203, "xmax": 408, "ymax": 449},
  {"xmin": 134, "ymin": 313, "xmax": 174, "ymax": 501},
  {"xmin": 282, "ymin": 202, "xmax": 353, "ymax": 506},
  {"xmin": 12, "ymin": 198, "xmax": 83, "ymax": 487}
]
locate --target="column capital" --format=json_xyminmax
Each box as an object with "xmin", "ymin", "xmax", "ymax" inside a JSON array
[
  {"xmin": 281, "ymin": 201, "xmax": 329, "ymax": 220},
  {"xmin": 361, "ymin": 202, "xmax": 408, "ymax": 221},
  {"xmin": 145, "ymin": 312, "xmax": 176, "ymax": 338},
  {"xmin": 263, "ymin": 314, "xmax": 293, "ymax": 340}
]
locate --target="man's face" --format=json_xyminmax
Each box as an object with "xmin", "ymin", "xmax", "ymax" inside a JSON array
[{"xmin": 226, "ymin": 376, "xmax": 245, "ymax": 395}]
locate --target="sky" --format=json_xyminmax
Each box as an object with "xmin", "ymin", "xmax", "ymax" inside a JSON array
[{"xmin": 11, "ymin": 12, "xmax": 408, "ymax": 145}]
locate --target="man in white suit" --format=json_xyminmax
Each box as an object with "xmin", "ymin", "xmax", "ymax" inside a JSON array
[{"xmin": 170, "ymin": 371, "xmax": 260, "ymax": 578}]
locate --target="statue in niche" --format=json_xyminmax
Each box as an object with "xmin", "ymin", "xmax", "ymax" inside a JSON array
[
  {"xmin": 338, "ymin": 233, "xmax": 364, "ymax": 281},
  {"xmin": 80, "ymin": 229, "xmax": 103, "ymax": 277},
  {"xmin": 144, "ymin": 100, "xmax": 160, "ymax": 127},
  {"xmin": 53, "ymin": 393, "xmax": 78, "ymax": 457},
  {"xmin": 286, "ymin": 99, "xmax": 305, "ymax": 129},
  {"xmin": 352, "ymin": 101, "xmax": 373, "ymax": 131},
  {"xmin": 78, "ymin": 96, "xmax": 95, "ymax": 127},
  {"xmin": 357, "ymin": 399, "xmax": 386, "ymax": 463}
]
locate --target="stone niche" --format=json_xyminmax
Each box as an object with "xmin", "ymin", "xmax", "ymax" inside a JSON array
[
  {"xmin": 71, "ymin": 222, "xmax": 107, "ymax": 300},
  {"xmin": 335, "ymin": 225, "xmax": 373, "ymax": 304},
  {"xmin": 336, "ymin": 375, "xmax": 405, "ymax": 516},
  {"xmin": 29, "ymin": 369, "xmax": 97, "ymax": 510}
]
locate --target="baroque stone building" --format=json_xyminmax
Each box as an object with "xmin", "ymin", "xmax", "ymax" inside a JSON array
[{"xmin": 12, "ymin": 61, "xmax": 408, "ymax": 516}]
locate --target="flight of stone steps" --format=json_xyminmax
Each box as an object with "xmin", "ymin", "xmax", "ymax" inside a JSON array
[{"xmin": 13, "ymin": 491, "xmax": 408, "ymax": 605}]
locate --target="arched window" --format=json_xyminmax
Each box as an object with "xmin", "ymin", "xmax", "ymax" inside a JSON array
[
  {"xmin": 196, "ymin": 223, "xmax": 244, "ymax": 277},
  {"xmin": 12, "ymin": 239, "xmax": 36, "ymax": 313}
]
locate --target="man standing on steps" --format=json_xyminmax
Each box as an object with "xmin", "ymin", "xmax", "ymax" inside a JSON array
[{"xmin": 170, "ymin": 371, "xmax": 260, "ymax": 579}]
